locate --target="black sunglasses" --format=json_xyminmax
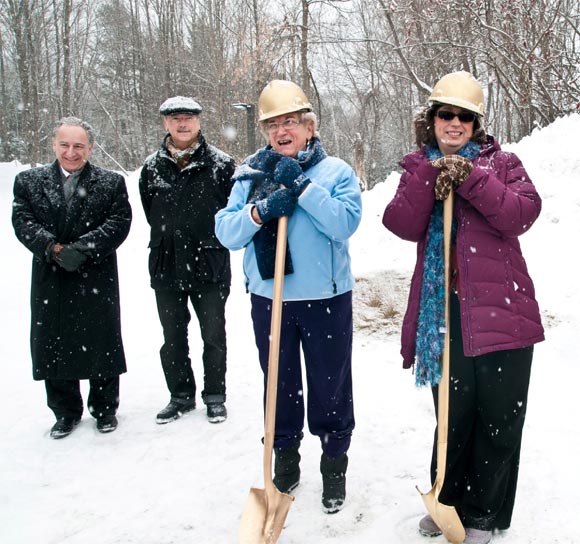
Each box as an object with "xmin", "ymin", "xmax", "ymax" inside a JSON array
[{"xmin": 435, "ymin": 109, "xmax": 477, "ymax": 123}]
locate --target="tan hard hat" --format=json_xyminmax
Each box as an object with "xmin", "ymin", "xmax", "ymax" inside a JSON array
[
  {"xmin": 428, "ymin": 71, "xmax": 485, "ymax": 116},
  {"xmin": 258, "ymin": 80, "xmax": 313, "ymax": 122}
]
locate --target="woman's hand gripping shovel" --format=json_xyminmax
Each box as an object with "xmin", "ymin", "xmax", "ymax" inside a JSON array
[
  {"xmin": 239, "ymin": 216, "xmax": 293, "ymax": 544},
  {"xmin": 416, "ymin": 191, "xmax": 466, "ymax": 544}
]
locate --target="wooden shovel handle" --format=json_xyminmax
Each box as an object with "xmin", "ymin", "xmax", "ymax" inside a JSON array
[
  {"xmin": 435, "ymin": 191, "xmax": 453, "ymax": 492},
  {"xmin": 263, "ymin": 216, "xmax": 288, "ymax": 490}
]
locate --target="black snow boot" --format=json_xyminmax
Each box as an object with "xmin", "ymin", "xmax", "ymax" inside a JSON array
[
  {"xmin": 320, "ymin": 452, "xmax": 348, "ymax": 514},
  {"xmin": 273, "ymin": 439, "xmax": 301, "ymax": 494}
]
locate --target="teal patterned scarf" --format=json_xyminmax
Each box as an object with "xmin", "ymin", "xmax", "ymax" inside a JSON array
[{"xmin": 415, "ymin": 141, "xmax": 480, "ymax": 387}]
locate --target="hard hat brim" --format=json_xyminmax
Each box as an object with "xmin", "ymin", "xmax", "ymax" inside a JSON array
[
  {"xmin": 429, "ymin": 97, "xmax": 484, "ymax": 116},
  {"xmin": 258, "ymin": 105, "xmax": 313, "ymax": 122}
]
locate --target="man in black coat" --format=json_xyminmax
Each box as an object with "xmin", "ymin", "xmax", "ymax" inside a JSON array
[
  {"xmin": 139, "ymin": 97, "xmax": 235, "ymax": 424},
  {"xmin": 12, "ymin": 117, "xmax": 132, "ymax": 439}
]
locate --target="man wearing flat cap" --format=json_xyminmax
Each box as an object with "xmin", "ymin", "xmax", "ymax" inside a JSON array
[{"xmin": 139, "ymin": 96, "xmax": 235, "ymax": 424}]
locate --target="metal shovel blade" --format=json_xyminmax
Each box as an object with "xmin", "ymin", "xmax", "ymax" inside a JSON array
[
  {"xmin": 417, "ymin": 485, "xmax": 465, "ymax": 543},
  {"xmin": 238, "ymin": 485, "xmax": 294, "ymax": 544}
]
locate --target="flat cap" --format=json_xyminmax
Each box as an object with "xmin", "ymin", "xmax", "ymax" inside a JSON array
[{"xmin": 159, "ymin": 96, "xmax": 202, "ymax": 116}]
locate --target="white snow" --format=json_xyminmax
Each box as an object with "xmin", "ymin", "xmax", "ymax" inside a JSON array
[{"xmin": 1, "ymin": 114, "xmax": 579, "ymax": 543}]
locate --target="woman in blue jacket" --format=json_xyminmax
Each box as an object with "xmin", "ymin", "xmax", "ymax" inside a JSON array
[{"xmin": 215, "ymin": 80, "xmax": 362, "ymax": 513}]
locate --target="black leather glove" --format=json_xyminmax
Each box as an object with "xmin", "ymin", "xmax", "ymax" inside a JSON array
[
  {"xmin": 54, "ymin": 245, "xmax": 88, "ymax": 272},
  {"xmin": 254, "ymin": 188, "xmax": 298, "ymax": 223},
  {"xmin": 45, "ymin": 241, "xmax": 63, "ymax": 263},
  {"xmin": 274, "ymin": 157, "xmax": 311, "ymax": 196}
]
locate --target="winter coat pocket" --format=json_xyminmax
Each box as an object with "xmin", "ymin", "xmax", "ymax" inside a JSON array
[
  {"xmin": 148, "ymin": 235, "xmax": 166, "ymax": 279},
  {"xmin": 195, "ymin": 245, "xmax": 230, "ymax": 284}
]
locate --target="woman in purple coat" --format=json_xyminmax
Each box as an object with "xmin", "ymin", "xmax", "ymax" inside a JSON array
[{"xmin": 383, "ymin": 71, "xmax": 544, "ymax": 544}]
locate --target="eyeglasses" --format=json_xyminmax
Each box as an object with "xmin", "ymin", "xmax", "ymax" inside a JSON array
[
  {"xmin": 266, "ymin": 118, "xmax": 303, "ymax": 133},
  {"xmin": 435, "ymin": 109, "xmax": 477, "ymax": 123}
]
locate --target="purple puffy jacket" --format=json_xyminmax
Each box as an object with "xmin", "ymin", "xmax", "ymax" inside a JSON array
[{"xmin": 383, "ymin": 137, "xmax": 544, "ymax": 369}]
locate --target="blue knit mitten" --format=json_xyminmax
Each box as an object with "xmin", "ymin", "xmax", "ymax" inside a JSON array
[
  {"xmin": 255, "ymin": 188, "xmax": 297, "ymax": 223},
  {"xmin": 274, "ymin": 157, "xmax": 311, "ymax": 196},
  {"xmin": 248, "ymin": 148, "xmax": 283, "ymax": 173}
]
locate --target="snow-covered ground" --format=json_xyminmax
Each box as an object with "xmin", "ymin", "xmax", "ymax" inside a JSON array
[{"xmin": 1, "ymin": 114, "xmax": 578, "ymax": 543}]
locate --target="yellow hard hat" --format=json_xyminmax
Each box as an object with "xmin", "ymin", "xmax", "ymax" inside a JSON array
[
  {"xmin": 258, "ymin": 80, "xmax": 313, "ymax": 122},
  {"xmin": 428, "ymin": 71, "xmax": 485, "ymax": 116}
]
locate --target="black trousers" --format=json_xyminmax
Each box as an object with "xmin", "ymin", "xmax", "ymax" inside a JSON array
[
  {"xmin": 45, "ymin": 376, "xmax": 120, "ymax": 420},
  {"xmin": 431, "ymin": 292, "xmax": 533, "ymax": 531},
  {"xmin": 155, "ymin": 286, "xmax": 229, "ymax": 405}
]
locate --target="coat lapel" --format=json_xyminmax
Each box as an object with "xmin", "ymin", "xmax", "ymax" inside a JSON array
[
  {"xmin": 41, "ymin": 161, "xmax": 66, "ymax": 210},
  {"xmin": 41, "ymin": 161, "xmax": 68, "ymax": 235}
]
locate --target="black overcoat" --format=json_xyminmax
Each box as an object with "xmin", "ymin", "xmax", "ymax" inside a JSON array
[
  {"xmin": 12, "ymin": 160, "xmax": 132, "ymax": 380},
  {"xmin": 139, "ymin": 133, "xmax": 235, "ymax": 291}
]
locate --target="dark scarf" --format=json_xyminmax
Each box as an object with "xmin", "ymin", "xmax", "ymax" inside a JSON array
[
  {"xmin": 61, "ymin": 168, "xmax": 84, "ymax": 209},
  {"xmin": 414, "ymin": 141, "xmax": 481, "ymax": 387},
  {"xmin": 244, "ymin": 137, "xmax": 327, "ymax": 280}
]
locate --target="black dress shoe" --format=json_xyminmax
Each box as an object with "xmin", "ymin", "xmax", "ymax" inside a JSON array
[
  {"xmin": 50, "ymin": 417, "xmax": 80, "ymax": 439},
  {"xmin": 206, "ymin": 403, "xmax": 227, "ymax": 424},
  {"xmin": 156, "ymin": 400, "xmax": 195, "ymax": 424},
  {"xmin": 96, "ymin": 415, "xmax": 118, "ymax": 433}
]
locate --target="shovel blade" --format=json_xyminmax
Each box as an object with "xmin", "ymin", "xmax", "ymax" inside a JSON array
[
  {"xmin": 417, "ymin": 485, "xmax": 465, "ymax": 544},
  {"xmin": 238, "ymin": 486, "xmax": 294, "ymax": 544}
]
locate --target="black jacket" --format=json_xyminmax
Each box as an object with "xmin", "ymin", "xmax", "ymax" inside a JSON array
[
  {"xmin": 139, "ymin": 133, "xmax": 235, "ymax": 291},
  {"xmin": 12, "ymin": 161, "xmax": 132, "ymax": 380}
]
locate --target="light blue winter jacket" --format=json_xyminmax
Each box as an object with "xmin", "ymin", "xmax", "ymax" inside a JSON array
[{"xmin": 215, "ymin": 152, "xmax": 362, "ymax": 301}]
